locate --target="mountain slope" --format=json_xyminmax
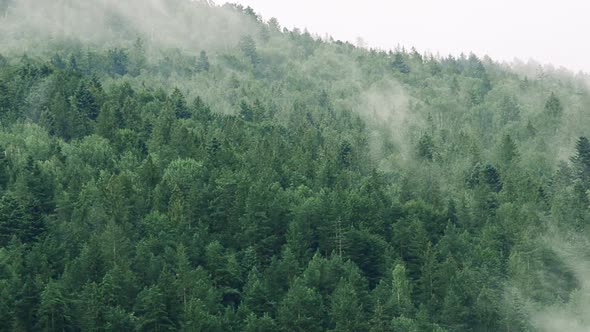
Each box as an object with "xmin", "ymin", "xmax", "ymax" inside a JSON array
[{"xmin": 0, "ymin": 1, "xmax": 590, "ymax": 331}]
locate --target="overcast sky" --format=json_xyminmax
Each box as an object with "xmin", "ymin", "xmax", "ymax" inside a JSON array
[{"xmin": 222, "ymin": 0, "xmax": 590, "ymax": 73}]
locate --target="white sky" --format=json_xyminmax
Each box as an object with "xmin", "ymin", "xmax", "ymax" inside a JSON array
[{"xmin": 222, "ymin": 0, "xmax": 590, "ymax": 73}]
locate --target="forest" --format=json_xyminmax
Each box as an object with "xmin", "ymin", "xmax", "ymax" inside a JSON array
[{"xmin": 1, "ymin": 0, "xmax": 590, "ymax": 331}]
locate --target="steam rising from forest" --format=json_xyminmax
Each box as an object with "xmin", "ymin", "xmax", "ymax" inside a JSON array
[
  {"xmin": 0, "ymin": 0, "xmax": 422, "ymax": 160},
  {"xmin": 0, "ymin": 0, "xmax": 258, "ymax": 54},
  {"xmin": 1, "ymin": 1, "xmax": 590, "ymax": 331},
  {"xmin": 355, "ymin": 79, "xmax": 415, "ymax": 161},
  {"xmin": 528, "ymin": 233, "xmax": 590, "ymax": 331}
]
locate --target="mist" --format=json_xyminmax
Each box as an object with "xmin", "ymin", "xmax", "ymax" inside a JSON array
[
  {"xmin": 528, "ymin": 232, "xmax": 590, "ymax": 332},
  {"xmin": 0, "ymin": 0, "xmax": 259, "ymax": 55},
  {"xmin": 1, "ymin": 1, "xmax": 590, "ymax": 331}
]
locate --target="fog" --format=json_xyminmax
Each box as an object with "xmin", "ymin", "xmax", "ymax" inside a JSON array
[
  {"xmin": 0, "ymin": 0, "xmax": 258, "ymax": 55},
  {"xmin": 1, "ymin": 2, "xmax": 589, "ymax": 331},
  {"xmin": 530, "ymin": 232, "xmax": 590, "ymax": 332},
  {"xmin": 223, "ymin": 0, "xmax": 590, "ymax": 74}
]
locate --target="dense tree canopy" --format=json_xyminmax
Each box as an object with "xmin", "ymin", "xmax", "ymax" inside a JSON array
[{"xmin": 0, "ymin": 1, "xmax": 589, "ymax": 331}]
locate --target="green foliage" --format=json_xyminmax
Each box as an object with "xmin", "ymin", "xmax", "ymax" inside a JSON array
[
  {"xmin": 0, "ymin": 193, "xmax": 32, "ymax": 246},
  {"xmin": 572, "ymin": 136, "xmax": 590, "ymax": 187},
  {"xmin": 108, "ymin": 48, "xmax": 129, "ymax": 76},
  {"xmin": 544, "ymin": 92, "xmax": 563, "ymax": 117},
  {"xmin": 498, "ymin": 134, "xmax": 519, "ymax": 169},
  {"xmin": 0, "ymin": 1, "xmax": 588, "ymax": 331},
  {"xmin": 38, "ymin": 280, "xmax": 71, "ymax": 331},
  {"xmin": 417, "ymin": 133, "xmax": 435, "ymax": 161},
  {"xmin": 197, "ymin": 50, "xmax": 210, "ymax": 72},
  {"xmin": 278, "ymin": 280, "xmax": 325, "ymax": 332},
  {"xmin": 134, "ymin": 285, "xmax": 175, "ymax": 332},
  {"xmin": 330, "ymin": 280, "xmax": 367, "ymax": 331},
  {"xmin": 239, "ymin": 35, "xmax": 259, "ymax": 66}
]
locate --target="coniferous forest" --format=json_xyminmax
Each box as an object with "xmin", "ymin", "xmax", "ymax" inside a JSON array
[{"xmin": 1, "ymin": 1, "xmax": 590, "ymax": 331}]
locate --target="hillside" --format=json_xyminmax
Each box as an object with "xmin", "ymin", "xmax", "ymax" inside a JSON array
[{"xmin": 1, "ymin": 1, "xmax": 590, "ymax": 331}]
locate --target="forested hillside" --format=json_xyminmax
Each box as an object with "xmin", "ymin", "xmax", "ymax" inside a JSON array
[{"xmin": 1, "ymin": 1, "xmax": 590, "ymax": 331}]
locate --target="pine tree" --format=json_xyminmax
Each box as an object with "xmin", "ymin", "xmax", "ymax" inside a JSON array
[
  {"xmin": 330, "ymin": 280, "xmax": 367, "ymax": 331},
  {"xmin": 499, "ymin": 96, "xmax": 520, "ymax": 124},
  {"xmin": 392, "ymin": 52, "xmax": 410, "ymax": 74},
  {"xmin": 97, "ymin": 102, "xmax": 119, "ymax": 139},
  {"xmin": 0, "ymin": 192, "xmax": 42, "ymax": 246},
  {"xmin": 12, "ymin": 276, "xmax": 40, "ymax": 331},
  {"xmin": 474, "ymin": 287, "xmax": 500, "ymax": 331},
  {"xmin": 239, "ymin": 36, "xmax": 259, "ymax": 65},
  {"xmin": 0, "ymin": 279, "xmax": 14, "ymax": 331},
  {"xmin": 169, "ymin": 88, "xmax": 191, "ymax": 119},
  {"xmin": 173, "ymin": 244, "xmax": 192, "ymax": 314},
  {"xmin": 417, "ymin": 134, "xmax": 435, "ymax": 161},
  {"xmin": 78, "ymin": 282, "xmax": 107, "ymax": 331},
  {"xmin": 482, "ymin": 164, "xmax": 502, "ymax": 193},
  {"xmin": 242, "ymin": 268, "xmax": 272, "ymax": 316},
  {"xmin": 129, "ymin": 37, "xmax": 147, "ymax": 76},
  {"xmin": 441, "ymin": 286, "xmax": 467, "ymax": 330},
  {"xmin": 391, "ymin": 316, "xmax": 419, "ymax": 332},
  {"xmin": 108, "ymin": 48, "xmax": 128, "ymax": 76},
  {"xmin": 389, "ymin": 264, "xmax": 414, "ymax": 317},
  {"xmin": 571, "ymin": 136, "xmax": 590, "ymax": 186},
  {"xmin": 0, "ymin": 79, "xmax": 10, "ymax": 117},
  {"xmin": 278, "ymin": 281, "xmax": 325, "ymax": 332},
  {"xmin": 369, "ymin": 299, "xmax": 389, "ymax": 332},
  {"xmin": 498, "ymin": 134, "xmax": 519, "ymax": 169},
  {"xmin": 74, "ymin": 80, "xmax": 100, "ymax": 121},
  {"xmin": 181, "ymin": 297, "xmax": 219, "ymax": 331},
  {"xmin": 38, "ymin": 281, "xmax": 71, "ymax": 332},
  {"xmin": 104, "ymin": 306, "xmax": 137, "ymax": 332},
  {"xmin": 544, "ymin": 92, "xmax": 563, "ymax": 117},
  {"xmin": 244, "ymin": 313, "xmax": 277, "ymax": 332},
  {"xmin": 418, "ymin": 242, "xmax": 438, "ymax": 306},
  {"xmin": 0, "ymin": 145, "xmax": 7, "ymax": 192},
  {"xmin": 197, "ymin": 50, "xmax": 210, "ymax": 72},
  {"xmin": 134, "ymin": 286, "xmax": 175, "ymax": 332}
]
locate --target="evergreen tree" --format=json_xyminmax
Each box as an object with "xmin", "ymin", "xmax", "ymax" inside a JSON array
[
  {"xmin": 330, "ymin": 280, "xmax": 367, "ymax": 331},
  {"xmin": 544, "ymin": 92, "xmax": 563, "ymax": 117},
  {"xmin": 37, "ymin": 281, "xmax": 71, "ymax": 332},
  {"xmin": 244, "ymin": 313, "xmax": 277, "ymax": 332},
  {"xmin": 181, "ymin": 297, "xmax": 219, "ymax": 331},
  {"xmin": 417, "ymin": 133, "xmax": 435, "ymax": 161},
  {"xmin": 278, "ymin": 280, "xmax": 325, "ymax": 332},
  {"xmin": 104, "ymin": 306, "xmax": 137, "ymax": 332},
  {"xmin": 482, "ymin": 164, "xmax": 502, "ymax": 193},
  {"xmin": 74, "ymin": 80, "xmax": 100, "ymax": 121},
  {"xmin": 108, "ymin": 48, "xmax": 129, "ymax": 76},
  {"xmin": 499, "ymin": 96, "xmax": 520, "ymax": 124},
  {"xmin": 0, "ymin": 146, "xmax": 7, "ymax": 191},
  {"xmin": 571, "ymin": 136, "xmax": 590, "ymax": 186},
  {"xmin": 239, "ymin": 36, "xmax": 259, "ymax": 65},
  {"xmin": 392, "ymin": 51, "xmax": 410, "ymax": 74},
  {"xmin": 498, "ymin": 134, "xmax": 519, "ymax": 169},
  {"xmin": 197, "ymin": 50, "xmax": 210, "ymax": 72},
  {"xmin": 134, "ymin": 286, "xmax": 175, "ymax": 332},
  {"xmin": 389, "ymin": 264, "xmax": 414, "ymax": 317},
  {"xmin": 0, "ymin": 193, "xmax": 31, "ymax": 246},
  {"xmin": 391, "ymin": 316, "xmax": 419, "ymax": 332},
  {"xmin": 0, "ymin": 3, "xmax": 589, "ymax": 330},
  {"xmin": 129, "ymin": 38, "xmax": 147, "ymax": 76},
  {"xmin": 0, "ymin": 79, "xmax": 10, "ymax": 117},
  {"xmin": 169, "ymin": 88, "xmax": 191, "ymax": 119},
  {"xmin": 242, "ymin": 268, "xmax": 273, "ymax": 316},
  {"xmin": 13, "ymin": 276, "xmax": 41, "ymax": 331}
]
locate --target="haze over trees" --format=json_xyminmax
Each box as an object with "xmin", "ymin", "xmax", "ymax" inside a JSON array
[{"xmin": 1, "ymin": 0, "xmax": 590, "ymax": 331}]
